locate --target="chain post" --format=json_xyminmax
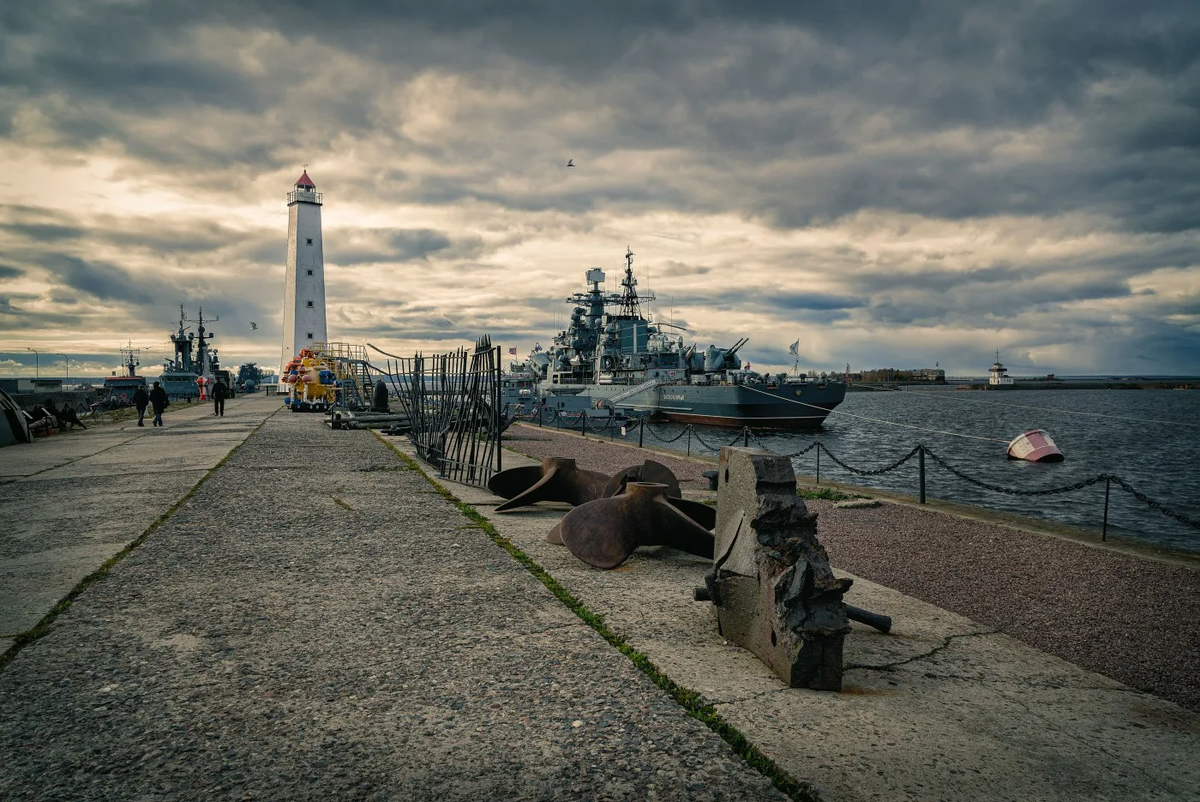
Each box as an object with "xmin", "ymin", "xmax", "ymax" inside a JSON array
[
  {"xmin": 686, "ymin": 425, "xmax": 692, "ymax": 456},
  {"xmin": 816, "ymin": 443, "xmax": 821, "ymax": 484},
  {"xmin": 537, "ymin": 403, "xmax": 543, "ymax": 427},
  {"xmin": 581, "ymin": 412, "xmax": 587, "ymax": 437},
  {"xmin": 1102, "ymin": 477, "xmax": 1111, "ymax": 541},
  {"xmin": 743, "ymin": 426, "xmax": 750, "ymax": 447},
  {"xmin": 638, "ymin": 418, "xmax": 645, "ymax": 448},
  {"xmin": 919, "ymin": 445, "xmax": 926, "ymax": 504}
]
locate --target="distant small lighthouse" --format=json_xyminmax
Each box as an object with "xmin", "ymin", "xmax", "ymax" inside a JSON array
[
  {"xmin": 280, "ymin": 169, "xmax": 327, "ymax": 375},
  {"xmin": 988, "ymin": 351, "xmax": 1013, "ymax": 386}
]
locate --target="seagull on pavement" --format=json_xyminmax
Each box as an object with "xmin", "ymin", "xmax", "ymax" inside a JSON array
[
  {"xmin": 566, "ymin": 159, "xmax": 574, "ymax": 167},
  {"xmin": 250, "ymin": 321, "xmax": 258, "ymax": 330}
]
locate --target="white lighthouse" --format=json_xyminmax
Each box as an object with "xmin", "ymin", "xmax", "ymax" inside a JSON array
[{"xmin": 280, "ymin": 170, "xmax": 327, "ymax": 375}]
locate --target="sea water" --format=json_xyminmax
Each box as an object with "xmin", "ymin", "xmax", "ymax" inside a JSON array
[{"xmin": 623, "ymin": 388, "xmax": 1200, "ymax": 553}]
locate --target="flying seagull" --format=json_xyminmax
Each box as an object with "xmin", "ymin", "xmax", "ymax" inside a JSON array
[
  {"xmin": 250, "ymin": 321, "xmax": 258, "ymax": 330},
  {"xmin": 566, "ymin": 159, "xmax": 574, "ymax": 167}
]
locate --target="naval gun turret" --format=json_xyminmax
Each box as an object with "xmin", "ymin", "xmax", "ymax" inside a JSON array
[{"xmin": 690, "ymin": 337, "xmax": 749, "ymax": 373}]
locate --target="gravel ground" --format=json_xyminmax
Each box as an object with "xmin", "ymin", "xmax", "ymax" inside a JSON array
[
  {"xmin": 504, "ymin": 424, "xmax": 1200, "ymax": 713},
  {"xmin": 504, "ymin": 427, "xmax": 713, "ymax": 487},
  {"xmin": 0, "ymin": 413, "xmax": 786, "ymax": 801}
]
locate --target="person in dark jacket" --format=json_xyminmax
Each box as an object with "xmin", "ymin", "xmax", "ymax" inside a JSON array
[
  {"xmin": 133, "ymin": 385, "xmax": 149, "ymax": 427},
  {"xmin": 149, "ymin": 381, "xmax": 169, "ymax": 427},
  {"xmin": 212, "ymin": 378, "xmax": 229, "ymax": 417}
]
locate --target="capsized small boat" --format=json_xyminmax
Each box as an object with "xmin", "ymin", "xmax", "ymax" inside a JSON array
[{"xmin": 1007, "ymin": 429, "xmax": 1064, "ymax": 462}]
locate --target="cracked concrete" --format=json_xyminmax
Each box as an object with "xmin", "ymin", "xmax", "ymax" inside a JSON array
[
  {"xmin": 844, "ymin": 629, "xmax": 1000, "ymax": 672},
  {"xmin": 0, "ymin": 395, "xmax": 279, "ymax": 641},
  {"xmin": 430, "ymin": 439, "xmax": 1200, "ymax": 802}
]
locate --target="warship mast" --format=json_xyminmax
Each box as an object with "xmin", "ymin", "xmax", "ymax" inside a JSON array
[{"xmin": 119, "ymin": 341, "xmax": 140, "ymax": 378}]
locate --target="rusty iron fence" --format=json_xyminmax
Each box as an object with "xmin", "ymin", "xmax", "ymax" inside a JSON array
[{"xmin": 377, "ymin": 335, "xmax": 502, "ymax": 485}]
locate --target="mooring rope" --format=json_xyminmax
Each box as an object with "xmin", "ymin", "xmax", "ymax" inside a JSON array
[
  {"xmin": 740, "ymin": 384, "xmax": 1010, "ymax": 443},
  {"xmin": 898, "ymin": 388, "xmax": 1200, "ymax": 428}
]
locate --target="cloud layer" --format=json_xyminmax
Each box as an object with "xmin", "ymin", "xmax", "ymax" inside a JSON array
[{"xmin": 1, "ymin": 0, "xmax": 1198, "ymax": 377}]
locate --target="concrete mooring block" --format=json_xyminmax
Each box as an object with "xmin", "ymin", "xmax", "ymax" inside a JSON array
[{"xmin": 707, "ymin": 447, "xmax": 851, "ymax": 690}]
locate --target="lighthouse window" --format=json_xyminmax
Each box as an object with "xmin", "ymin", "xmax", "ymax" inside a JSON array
[
  {"xmin": 306, "ymin": 238, "xmax": 313, "ymax": 245},
  {"xmin": 306, "ymin": 332, "xmax": 313, "ymax": 339},
  {"xmin": 306, "ymin": 300, "xmax": 314, "ymax": 308},
  {"xmin": 306, "ymin": 269, "xmax": 313, "ymax": 276}
]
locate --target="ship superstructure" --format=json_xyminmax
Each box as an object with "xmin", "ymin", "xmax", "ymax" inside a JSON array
[
  {"xmin": 514, "ymin": 248, "xmax": 846, "ymax": 428},
  {"xmin": 157, "ymin": 305, "xmax": 221, "ymax": 400},
  {"xmin": 103, "ymin": 341, "xmax": 147, "ymax": 397}
]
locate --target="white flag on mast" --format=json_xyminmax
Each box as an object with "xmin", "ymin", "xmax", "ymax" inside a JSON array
[{"xmin": 788, "ymin": 339, "xmax": 800, "ymax": 356}]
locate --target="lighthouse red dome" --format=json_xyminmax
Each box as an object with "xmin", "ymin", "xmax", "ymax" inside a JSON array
[{"xmin": 295, "ymin": 170, "xmax": 315, "ymax": 188}]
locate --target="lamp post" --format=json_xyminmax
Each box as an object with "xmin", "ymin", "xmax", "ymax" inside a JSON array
[
  {"xmin": 57, "ymin": 353, "xmax": 70, "ymax": 384},
  {"xmin": 25, "ymin": 347, "xmax": 39, "ymax": 379}
]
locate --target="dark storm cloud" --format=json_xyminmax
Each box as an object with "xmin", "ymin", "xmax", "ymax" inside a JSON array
[
  {"xmin": 0, "ymin": 295, "xmax": 84, "ymax": 329},
  {"xmin": 0, "ymin": 204, "xmax": 272, "ymax": 258},
  {"xmin": 867, "ymin": 277, "xmax": 1135, "ymax": 327},
  {"xmin": 4, "ymin": 0, "xmax": 1200, "ymax": 374},
  {"xmin": 0, "ymin": 264, "xmax": 24, "ymax": 279},
  {"xmin": 99, "ymin": 222, "xmax": 270, "ymax": 254},
  {"xmin": 656, "ymin": 261, "xmax": 711, "ymax": 278},
  {"xmin": 327, "ymin": 228, "xmax": 483, "ymax": 266},
  {"xmin": 0, "ymin": 222, "xmax": 85, "ymax": 241},
  {"xmin": 771, "ymin": 292, "xmax": 866, "ymax": 312},
  {"xmin": 36, "ymin": 254, "xmax": 155, "ymax": 305},
  {"xmin": 5, "ymin": 0, "xmax": 1199, "ymax": 237}
]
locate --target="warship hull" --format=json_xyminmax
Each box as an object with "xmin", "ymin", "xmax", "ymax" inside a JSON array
[
  {"xmin": 158, "ymin": 370, "xmax": 200, "ymax": 401},
  {"xmin": 585, "ymin": 380, "xmax": 844, "ymax": 428}
]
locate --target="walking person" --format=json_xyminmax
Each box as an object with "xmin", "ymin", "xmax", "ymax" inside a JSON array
[
  {"xmin": 133, "ymin": 384, "xmax": 149, "ymax": 427},
  {"xmin": 213, "ymin": 377, "xmax": 228, "ymax": 417},
  {"xmin": 149, "ymin": 381, "xmax": 169, "ymax": 427}
]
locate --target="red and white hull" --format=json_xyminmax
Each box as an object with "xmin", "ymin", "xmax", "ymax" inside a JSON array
[{"xmin": 1007, "ymin": 429, "xmax": 1064, "ymax": 462}]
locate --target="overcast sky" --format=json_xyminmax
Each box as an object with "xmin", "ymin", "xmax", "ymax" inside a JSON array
[{"xmin": 1, "ymin": 0, "xmax": 1198, "ymax": 379}]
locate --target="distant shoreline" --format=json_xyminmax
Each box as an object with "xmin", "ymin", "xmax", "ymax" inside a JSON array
[{"xmin": 849, "ymin": 380, "xmax": 1199, "ymax": 392}]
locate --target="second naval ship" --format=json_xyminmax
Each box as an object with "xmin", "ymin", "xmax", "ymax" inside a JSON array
[
  {"xmin": 512, "ymin": 249, "xmax": 846, "ymax": 428},
  {"xmin": 157, "ymin": 305, "xmax": 222, "ymax": 400}
]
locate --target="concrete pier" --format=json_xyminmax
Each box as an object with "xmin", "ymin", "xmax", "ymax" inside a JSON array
[
  {"xmin": 0, "ymin": 395, "xmax": 276, "ymax": 656},
  {"xmin": 2, "ymin": 404, "xmax": 1197, "ymax": 801},
  {"xmin": 0, "ymin": 403, "xmax": 782, "ymax": 800}
]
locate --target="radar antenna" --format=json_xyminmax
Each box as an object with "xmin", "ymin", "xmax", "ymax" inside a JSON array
[{"xmin": 118, "ymin": 340, "xmax": 140, "ymax": 378}]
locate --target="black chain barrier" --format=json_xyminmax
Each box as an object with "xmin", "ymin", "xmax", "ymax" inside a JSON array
[
  {"xmin": 817, "ymin": 443, "xmax": 923, "ymax": 476},
  {"xmin": 922, "ymin": 448, "xmax": 1107, "ymax": 497},
  {"xmin": 641, "ymin": 421, "xmax": 691, "ymax": 444},
  {"xmin": 522, "ymin": 417, "xmax": 1199, "ymax": 535},
  {"xmin": 688, "ymin": 426, "xmax": 726, "ymax": 452},
  {"xmin": 1105, "ymin": 475, "xmax": 1200, "ymax": 530},
  {"xmin": 556, "ymin": 410, "xmax": 619, "ymax": 434},
  {"xmin": 777, "ymin": 442, "xmax": 820, "ymax": 459}
]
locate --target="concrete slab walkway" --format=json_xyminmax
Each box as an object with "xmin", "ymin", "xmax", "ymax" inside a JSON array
[
  {"xmin": 426, "ymin": 440, "xmax": 1200, "ymax": 802},
  {"xmin": 0, "ymin": 411, "xmax": 785, "ymax": 800},
  {"xmin": 0, "ymin": 394, "xmax": 279, "ymax": 655}
]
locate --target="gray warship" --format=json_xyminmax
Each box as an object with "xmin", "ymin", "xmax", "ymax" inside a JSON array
[
  {"xmin": 511, "ymin": 248, "xmax": 846, "ymax": 428},
  {"xmin": 157, "ymin": 305, "xmax": 221, "ymax": 400}
]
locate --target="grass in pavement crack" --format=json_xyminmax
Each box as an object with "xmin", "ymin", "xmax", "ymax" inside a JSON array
[
  {"xmin": 373, "ymin": 434, "xmax": 821, "ymax": 802},
  {"xmin": 0, "ymin": 413, "xmax": 274, "ymax": 675}
]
